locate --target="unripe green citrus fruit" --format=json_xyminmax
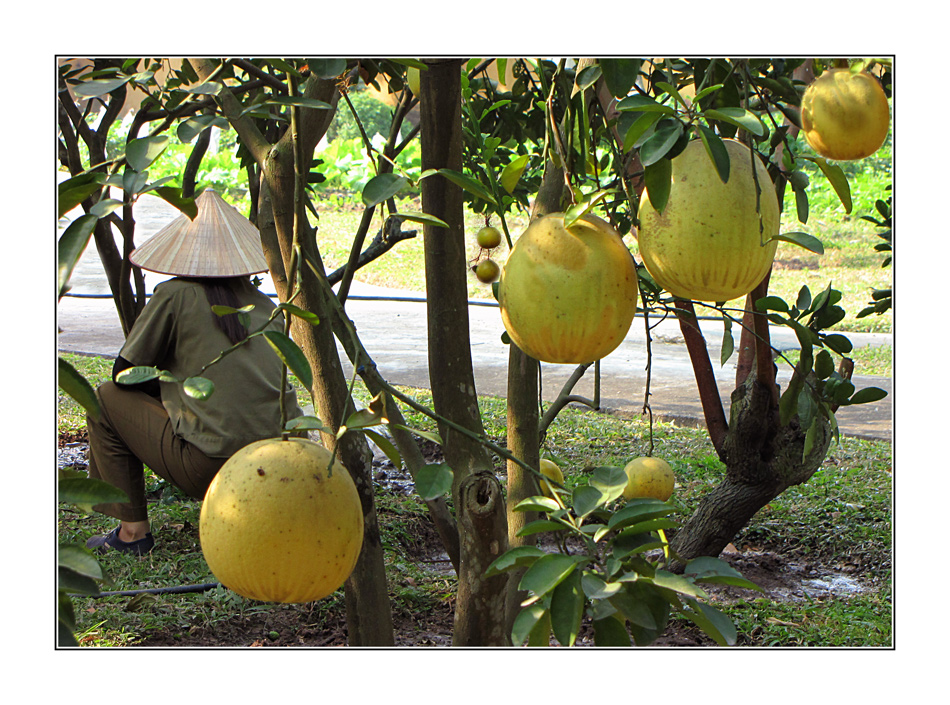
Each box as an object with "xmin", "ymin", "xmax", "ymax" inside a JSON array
[
  {"xmin": 801, "ymin": 69, "xmax": 890, "ymax": 161},
  {"xmin": 475, "ymin": 258, "xmax": 500, "ymax": 283},
  {"xmin": 637, "ymin": 138, "xmax": 779, "ymax": 302},
  {"xmin": 477, "ymin": 226, "xmax": 503, "ymax": 250},
  {"xmin": 622, "ymin": 457, "xmax": 675, "ymax": 501},
  {"xmin": 499, "ymin": 213, "xmax": 638, "ymax": 364},
  {"xmin": 199, "ymin": 437, "xmax": 364, "ymax": 603}
]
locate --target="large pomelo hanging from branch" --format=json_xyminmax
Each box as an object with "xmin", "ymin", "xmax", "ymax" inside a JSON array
[
  {"xmin": 498, "ymin": 213, "xmax": 638, "ymax": 364},
  {"xmin": 801, "ymin": 68, "xmax": 890, "ymax": 161},
  {"xmin": 637, "ymin": 138, "xmax": 780, "ymax": 303},
  {"xmin": 199, "ymin": 437, "xmax": 364, "ymax": 604}
]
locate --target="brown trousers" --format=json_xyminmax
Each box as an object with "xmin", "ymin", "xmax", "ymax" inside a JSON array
[{"xmin": 86, "ymin": 381, "xmax": 225, "ymax": 522}]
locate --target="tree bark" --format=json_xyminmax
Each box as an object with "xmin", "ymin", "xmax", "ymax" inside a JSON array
[
  {"xmin": 419, "ymin": 58, "xmax": 509, "ymax": 645},
  {"xmin": 453, "ymin": 472, "xmax": 510, "ymax": 646},
  {"xmin": 196, "ymin": 59, "xmax": 395, "ymax": 645}
]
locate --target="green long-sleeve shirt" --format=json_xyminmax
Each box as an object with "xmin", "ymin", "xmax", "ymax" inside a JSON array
[{"xmin": 120, "ymin": 277, "xmax": 301, "ymax": 458}]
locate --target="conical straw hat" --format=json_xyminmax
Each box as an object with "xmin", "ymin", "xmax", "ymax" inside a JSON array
[{"xmin": 130, "ymin": 189, "xmax": 269, "ymax": 277}]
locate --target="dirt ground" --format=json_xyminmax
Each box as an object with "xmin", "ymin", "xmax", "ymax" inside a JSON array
[{"xmin": 60, "ymin": 432, "xmax": 880, "ymax": 648}]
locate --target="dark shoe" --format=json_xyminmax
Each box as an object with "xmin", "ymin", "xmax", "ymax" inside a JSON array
[{"xmin": 86, "ymin": 526, "xmax": 155, "ymax": 555}]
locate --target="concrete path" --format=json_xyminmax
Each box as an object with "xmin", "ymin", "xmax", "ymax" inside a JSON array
[{"xmin": 57, "ymin": 194, "xmax": 893, "ymax": 441}]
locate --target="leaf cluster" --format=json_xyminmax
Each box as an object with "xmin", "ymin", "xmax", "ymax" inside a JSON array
[{"xmin": 486, "ymin": 466, "xmax": 760, "ymax": 646}]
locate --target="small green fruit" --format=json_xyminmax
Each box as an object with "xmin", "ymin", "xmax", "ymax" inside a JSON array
[{"xmin": 477, "ymin": 226, "xmax": 503, "ymax": 250}]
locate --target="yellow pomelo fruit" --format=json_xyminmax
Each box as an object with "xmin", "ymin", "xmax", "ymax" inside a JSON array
[
  {"xmin": 538, "ymin": 458, "xmax": 564, "ymax": 498},
  {"xmin": 199, "ymin": 437, "xmax": 364, "ymax": 603},
  {"xmin": 637, "ymin": 138, "xmax": 779, "ymax": 303},
  {"xmin": 499, "ymin": 213, "xmax": 638, "ymax": 364},
  {"xmin": 622, "ymin": 457, "xmax": 675, "ymax": 501},
  {"xmin": 801, "ymin": 69, "xmax": 890, "ymax": 161}
]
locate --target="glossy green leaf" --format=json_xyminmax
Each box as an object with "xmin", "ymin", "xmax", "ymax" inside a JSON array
[
  {"xmin": 153, "ymin": 187, "xmax": 198, "ymax": 220},
  {"xmin": 308, "ymin": 58, "xmax": 348, "ymax": 78},
  {"xmin": 275, "ymin": 302, "xmax": 319, "ymax": 326},
  {"xmin": 680, "ymin": 599, "xmax": 737, "ymax": 646},
  {"xmin": 177, "ymin": 114, "xmax": 229, "ymax": 143},
  {"xmin": 58, "ymin": 173, "xmax": 104, "ymax": 218},
  {"xmin": 550, "ymin": 570, "xmax": 585, "ymax": 646},
  {"xmin": 768, "ymin": 231, "xmax": 824, "ymax": 255},
  {"xmin": 622, "ymin": 111, "xmax": 663, "ymax": 152},
  {"xmin": 59, "ymin": 565, "xmax": 101, "ymax": 596},
  {"xmin": 434, "ymin": 168, "xmax": 497, "ymax": 205},
  {"xmin": 571, "ymin": 485, "xmax": 606, "ymax": 519},
  {"xmin": 651, "ymin": 570, "xmax": 707, "ymax": 599},
  {"xmin": 414, "ymin": 463, "xmax": 454, "ymax": 500},
  {"xmin": 115, "ymin": 366, "xmax": 163, "ymax": 386},
  {"xmin": 511, "ymin": 604, "xmax": 549, "ymax": 646},
  {"xmin": 392, "ymin": 424, "xmax": 442, "ymax": 446},
  {"xmin": 643, "ymin": 158, "xmax": 672, "ymax": 214},
  {"xmin": 806, "ymin": 157, "xmax": 852, "ymax": 214},
  {"xmin": 581, "ymin": 573, "xmax": 623, "ymax": 600},
  {"xmin": 500, "ymin": 154, "xmax": 531, "ymax": 194},
  {"xmin": 697, "ymin": 125, "xmax": 730, "ymax": 183},
  {"xmin": 721, "ymin": 317, "xmax": 734, "ymax": 366},
  {"xmin": 563, "ymin": 189, "xmax": 611, "ymax": 230},
  {"xmin": 183, "ymin": 376, "xmax": 214, "ymax": 400},
  {"xmin": 609, "ymin": 586, "xmax": 659, "ymax": 630},
  {"xmin": 845, "ymin": 386, "xmax": 888, "ymax": 405},
  {"xmin": 608, "ymin": 499, "xmax": 673, "ymax": 531},
  {"xmin": 519, "ymin": 554, "xmax": 582, "ymax": 601},
  {"xmin": 362, "ymin": 173, "xmax": 409, "ymax": 208},
  {"xmin": 58, "ymin": 356, "xmax": 100, "ymax": 420},
  {"xmin": 514, "ymin": 495, "xmax": 561, "ymax": 513},
  {"xmin": 593, "ymin": 616, "xmax": 632, "ymax": 646},
  {"xmin": 126, "ymin": 135, "xmax": 170, "ymax": 172},
  {"xmin": 59, "ymin": 545, "xmax": 104, "ymax": 581},
  {"xmin": 815, "ymin": 349, "xmax": 835, "ymax": 380},
  {"xmin": 704, "ymin": 107, "xmax": 767, "ymax": 136},
  {"xmin": 616, "ymin": 94, "xmax": 676, "ymax": 114},
  {"xmin": 639, "ymin": 121, "xmax": 684, "ymax": 167},
  {"xmin": 590, "ymin": 466, "xmax": 628, "ymax": 504},
  {"xmin": 485, "ymin": 545, "xmax": 546, "ymax": 578},
  {"xmin": 240, "ymin": 96, "xmax": 333, "ymax": 117},
  {"xmin": 396, "ymin": 211, "xmax": 449, "ymax": 228},
  {"xmin": 183, "ymin": 81, "xmax": 223, "ymax": 96},
  {"xmin": 598, "ymin": 58, "xmax": 641, "ymax": 98},
  {"xmin": 59, "ymin": 477, "xmax": 128, "ymax": 506},
  {"xmin": 684, "ymin": 556, "xmax": 763, "ymax": 592},
  {"xmin": 824, "ymin": 333, "xmax": 853, "ymax": 355},
  {"xmin": 58, "ymin": 214, "xmax": 97, "ymax": 297},
  {"xmin": 284, "ymin": 415, "xmax": 333, "ymax": 434},
  {"xmin": 262, "ymin": 330, "xmax": 313, "ymax": 390},
  {"xmin": 516, "ymin": 519, "xmax": 571, "ymax": 537},
  {"xmin": 362, "ymin": 429, "xmax": 402, "ymax": 468},
  {"xmin": 72, "ymin": 76, "xmax": 132, "ymax": 98},
  {"xmin": 655, "ymin": 81, "xmax": 690, "ymax": 108}
]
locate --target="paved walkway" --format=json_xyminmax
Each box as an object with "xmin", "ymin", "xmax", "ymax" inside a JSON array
[{"xmin": 57, "ymin": 194, "xmax": 893, "ymax": 442}]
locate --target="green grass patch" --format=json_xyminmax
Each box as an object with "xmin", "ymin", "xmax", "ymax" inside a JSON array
[{"xmin": 59, "ymin": 353, "xmax": 891, "ymax": 647}]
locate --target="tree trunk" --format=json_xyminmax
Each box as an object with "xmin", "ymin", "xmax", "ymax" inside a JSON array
[
  {"xmin": 196, "ymin": 58, "xmax": 395, "ymax": 645},
  {"xmin": 504, "ymin": 157, "xmax": 565, "ymax": 630},
  {"xmin": 453, "ymin": 472, "xmax": 510, "ymax": 646},
  {"xmin": 419, "ymin": 58, "xmax": 509, "ymax": 645}
]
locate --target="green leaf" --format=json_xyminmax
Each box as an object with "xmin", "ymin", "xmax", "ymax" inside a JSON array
[
  {"xmin": 58, "ymin": 173, "xmax": 104, "ymax": 218},
  {"xmin": 592, "ymin": 615, "xmax": 632, "ymax": 646},
  {"xmin": 684, "ymin": 556, "xmax": 763, "ymax": 592},
  {"xmin": 571, "ymin": 485, "xmax": 606, "ymax": 519},
  {"xmin": 153, "ymin": 187, "xmax": 198, "ymax": 220},
  {"xmin": 721, "ymin": 318, "xmax": 735, "ymax": 366},
  {"xmin": 598, "ymin": 58, "xmax": 641, "ymax": 98},
  {"xmin": 485, "ymin": 545, "xmax": 546, "ymax": 578},
  {"xmin": 609, "ymin": 586, "xmax": 659, "ymax": 630},
  {"xmin": 768, "ymin": 231, "xmax": 825, "ymax": 255},
  {"xmin": 362, "ymin": 173, "xmax": 409, "ymax": 208},
  {"xmin": 651, "ymin": 570, "xmax": 707, "ymax": 599},
  {"xmin": 756, "ymin": 295, "xmax": 789, "ymax": 313},
  {"xmin": 59, "ymin": 565, "xmax": 101, "ymax": 596},
  {"xmin": 125, "ymin": 135, "xmax": 170, "ymax": 172},
  {"xmin": 262, "ymin": 330, "xmax": 313, "ymax": 390},
  {"xmin": 845, "ymin": 386, "xmax": 888, "ymax": 405},
  {"xmin": 680, "ymin": 599, "xmax": 737, "ymax": 646},
  {"xmin": 616, "ymin": 517, "xmax": 679, "ymax": 537},
  {"xmin": 72, "ymin": 76, "xmax": 132, "ymax": 98},
  {"xmin": 518, "ymin": 554, "xmax": 583, "ymax": 602},
  {"xmin": 590, "ymin": 466, "xmax": 628, "ymax": 504},
  {"xmin": 704, "ymin": 107, "xmax": 767, "ymax": 136},
  {"xmin": 550, "ymin": 570, "xmax": 585, "ymax": 646},
  {"xmin": 392, "ymin": 424, "xmax": 442, "ymax": 446},
  {"xmin": 622, "ymin": 111, "xmax": 663, "ymax": 152},
  {"xmin": 639, "ymin": 121, "xmax": 684, "ymax": 167},
  {"xmin": 581, "ymin": 573, "xmax": 623, "ymax": 600},
  {"xmin": 514, "ymin": 496, "xmax": 561, "ymax": 513},
  {"xmin": 177, "ymin": 114, "xmax": 229, "ymax": 143},
  {"xmin": 240, "ymin": 95, "xmax": 334, "ymax": 117},
  {"xmin": 115, "ymin": 366, "xmax": 164, "ymax": 386},
  {"xmin": 308, "ymin": 58, "xmax": 348, "ymax": 79},
  {"xmin": 87, "ymin": 198, "xmax": 121, "ymax": 219},
  {"xmin": 396, "ymin": 211, "xmax": 449, "ymax": 228},
  {"xmin": 643, "ymin": 158, "xmax": 672, "ymax": 213},
  {"xmin": 274, "ymin": 302, "xmax": 319, "ymax": 326},
  {"xmin": 432, "ymin": 168, "xmax": 497, "ymax": 205},
  {"xmin": 511, "ymin": 603, "xmax": 549, "ymax": 646},
  {"xmin": 183, "ymin": 81, "xmax": 223, "ymax": 96},
  {"xmin": 58, "ymin": 214, "xmax": 97, "ymax": 297},
  {"xmin": 824, "ymin": 333, "xmax": 853, "ymax": 355},
  {"xmin": 362, "ymin": 429, "xmax": 402, "ymax": 468},
  {"xmin": 697, "ymin": 125, "xmax": 730, "ymax": 183},
  {"xmin": 563, "ymin": 189, "xmax": 611, "ymax": 230},
  {"xmin": 59, "ymin": 545, "xmax": 104, "ymax": 581},
  {"xmin": 59, "ymin": 477, "xmax": 128, "ymax": 506},
  {"xmin": 58, "ymin": 356, "xmax": 100, "ymax": 420},
  {"xmin": 655, "ymin": 81, "xmax": 690, "ymax": 108},
  {"xmin": 616, "ymin": 94, "xmax": 676, "ymax": 114},
  {"xmin": 183, "ymin": 376, "xmax": 214, "ymax": 400},
  {"xmin": 414, "ymin": 463, "xmax": 454, "ymax": 500},
  {"xmin": 806, "ymin": 157, "xmax": 853, "ymax": 214},
  {"xmin": 516, "ymin": 519, "xmax": 572, "ymax": 537},
  {"xmin": 284, "ymin": 415, "xmax": 333, "ymax": 434},
  {"xmin": 607, "ymin": 499, "xmax": 673, "ymax": 531}
]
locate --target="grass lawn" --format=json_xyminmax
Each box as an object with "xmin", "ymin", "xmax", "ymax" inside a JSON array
[{"xmin": 57, "ymin": 353, "xmax": 892, "ymax": 648}]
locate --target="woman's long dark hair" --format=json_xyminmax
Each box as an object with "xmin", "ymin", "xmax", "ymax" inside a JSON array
[{"xmin": 185, "ymin": 277, "xmax": 250, "ymax": 345}]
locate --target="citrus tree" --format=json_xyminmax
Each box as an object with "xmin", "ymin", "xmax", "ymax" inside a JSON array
[{"xmin": 57, "ymin": 56, "xmax": 891, "ymax": 647}]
